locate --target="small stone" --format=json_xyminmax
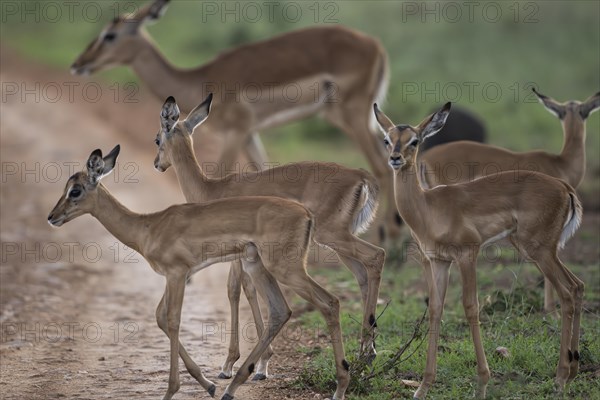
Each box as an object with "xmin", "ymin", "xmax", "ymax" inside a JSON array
[
  {"xmin": 495, "ymin": 346, "xmax": 510, "ymax": 358},
  {"xmin": 98, "ymin": 356, "xmax": 106, "ymax": 361}
]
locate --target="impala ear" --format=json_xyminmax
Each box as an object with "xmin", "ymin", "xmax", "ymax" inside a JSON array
[
  {"xmin": 579, "ymin": 91, "xmax": 600, "ymax": 119},
  {"xmin": 161, "ymin": 96, "xmax": 180, "ymax": 132},
  {"xmin": 418, "ymin": 102, "xmax": 451, "ymax": 141},
  {"xmin": 132, "ymin": 0, "xmax": 170, "ymax": 24},
  {"xmin": 87, "ymin": 145, "xmax": 120, "ymax": 184},
  {"xmin": 373, "ymin": 104, "xmax": 395, "ymax": 135},
  {"xmin": 184, "ymin": 93, "xmax": 213, "ymax": 134},
  {"xmin": 532, "ymin": 87, "xmax": 566, "ymax": 119},
  {"xmin": 102, "ymin": 145, "xmax": 121, "ymax": 175}
]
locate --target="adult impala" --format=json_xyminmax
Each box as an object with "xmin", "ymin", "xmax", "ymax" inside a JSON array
[
  {"xmin": 420, "ymin": 89, "xmax": 599, "ymax": 314},
  {"xmin": 374, "ymin": 103, "xmax": 584, "ymax": 399},
  {"xmin": 154, "ymin": 93, "xmax": 384, "ymax": 380},
  {"xmin": 70, "ymin": 0, "xmax": 401, "ymax": 240},
  {"xmin": 48, "ymin": 146, "xmax": 351, "ymax": 400}
]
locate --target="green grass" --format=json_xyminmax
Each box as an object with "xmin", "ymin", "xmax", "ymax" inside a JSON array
[{"xmin": 292, "ymin": 256, "xmax": 600, "ymax": 399}]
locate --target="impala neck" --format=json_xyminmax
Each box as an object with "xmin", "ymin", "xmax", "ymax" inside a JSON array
[
  {"xmin": 559, "ymin": 112, "xmax": 586, "ymax": 186},
  {"xmin": 169, "ymin": 138, "xmax": 211, "ymax": 203},
  {"xmin": 91, "ymin": 184, "xmax": 149, "ymax": 254},
  {"xmin": 394, "ymin": 160, "xmax": 428, "ymax": 233},
  {"xmin": 131, "ymin": 32, "xmax": 201, "ymax": 109}
]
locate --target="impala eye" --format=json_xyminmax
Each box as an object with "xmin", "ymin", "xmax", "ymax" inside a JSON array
[
  {"xmin": 154, "ymin": 138, "xmax": 160, "ymax": 146},
  {"xmin": 383, "ymin": 138, "xmax": 390, "ymax": 146},
  {"xmin": 69, "ymin": 189, "xmax": 82, "ymax": 198},
  {"xmin": 104, "ymin": 33, "xmax": 116, "ymax": 42},
  {"xmin": 408, "ymin": 139, "xmax": 419, "ymax": 147}
]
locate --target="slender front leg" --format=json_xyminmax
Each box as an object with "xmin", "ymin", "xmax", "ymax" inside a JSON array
[
  {"xmin": 244, "ymin": 132, "xmax": 268, "ymax": 168},
  {"xmin": 163, "ymin": 273, "xmax": 187, "ymax": 400},
  {"xmin": 156, "ymin": 292, "xmax": 216, "ymax": 397},
  {"xmin": 457, "ymin": 256, "xmax": 490, "ymax": 399},
  {"xmin": 414, "ymin": 257, "xmax": 451, "ymax": 400},
  {"xmin": 217, "ymin": 130, "xmax": 249, "ymax": 177}
]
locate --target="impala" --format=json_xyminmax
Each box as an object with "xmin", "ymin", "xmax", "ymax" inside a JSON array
[
  {"xmin": 71, "ymin": 0, "xmax": 402, "ymax": 241},
  {"xmin": 154, "ymin": 93, "xmax": 385, "ymax": 380},
  {"xmin": 420, "ymin": 89, "xmax": 599, "ymax": 314},
  {"xmin": 48, "ymin": 146, "xmax": 350, "ymax": 400},
  {"xmin": 374, "ymin": 103, "xmax": 584, "ymax": 399}
]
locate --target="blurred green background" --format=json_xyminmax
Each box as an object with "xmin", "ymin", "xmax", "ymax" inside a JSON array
[{"xmin": 2, "ymin": 0, "xmax": 599, "ymax": 173}]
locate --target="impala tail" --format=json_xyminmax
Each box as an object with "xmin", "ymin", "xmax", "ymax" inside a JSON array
[
  {"xmin": 559, "ymin": 190, "xmax": 583, "ymax": 249},
  {"xmin": 352, "ymin": 176, "xmax": 380, "ymax": 235}
]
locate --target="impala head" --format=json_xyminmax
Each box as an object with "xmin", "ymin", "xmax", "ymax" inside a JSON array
[
  {"xmin": 70, "ymin": 0, "xmax": 170, "ymax": 75},
  {"xmin": 373, "ymin": 103, "xmax": 451, "ymax": 171},
  {"xmin": 154, "ymin": 93, "xmax": 213, "ymax": 172},
  {"xmin": 48, "ymin": 145, "xmax": 120, "ymax": 226},
  {"xmin": 532, "ymin": 88, "xmax": 600, "ymax": 121}
]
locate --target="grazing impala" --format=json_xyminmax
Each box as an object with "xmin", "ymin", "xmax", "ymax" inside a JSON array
[
  {"xmin": 70, "ymin": 0, "xmax": 402, "ymax": 240},
  {"xmin": 154, "ymin": 93, "xmax": 384, "ymax": 380},
  {"xmin": 48, "ymin": 146, "xmax": 351, "ymax": 400},
  {"xmin": 374, "ymin": 103, "xmax": 584, "ymax": 399},
  {"xmin": 420, "ymin": 89, "xmax": 599, "ymax": 314}
]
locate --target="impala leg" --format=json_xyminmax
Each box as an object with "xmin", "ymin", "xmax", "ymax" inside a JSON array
[
  {"xmin": 244, "ymin": 132, "xmax": 268, "ymax": 168},
  {"xmin": 156, "ymin": 291, "xmax": 216, "ymax": 397},
  {"xmin": 221, "ymin": 258, "xmax": 291, "ymax": 400},
  {"xmin": 334, "ymin": 235, "xmax": 385, "ymax": 362},
  {"xmin": 530, "ymin": 251, "xmax": 578, "ymax": 393},
  {"xmin": 239, "ymin": 266, "xmax": 273, "ymax": 381},
  {"xmin": 220, "ymin": 259, "xmax": 272, "ymax": 380},
  {"xmin": 414, "ymin": 257, "xmax": 451, "ymax": 400},
  {"xmin": 544, "ymin": 277, "xmax": 559, "ymax": 317},
  {"xmin": 219, "ymin": 261, "xmax": 243, "ymax": 379},
  {"xmin": 162, "ymin": 274, "xmax": 187, "ymax": 400},
  {"xmin": 280, "ymin": 273, "xmax": 349, "ymax": 400},
  {"xmin": 217, "ymin": 131, "xmax": 249, "ymax": 177},
  {"xmin": 457, "ymin": 256, "xmax": 490, "ymax": 399},
  {"xmin": 512, "ymin": 236, "xmax": 558, "ymax": 319},
  {"xmin": 564, "ymin": 268, "xmax": 584, "ymax": 382}
]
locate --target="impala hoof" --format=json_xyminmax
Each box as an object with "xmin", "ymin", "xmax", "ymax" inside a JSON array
[
  {"xmin": 252, "ymin": 373, "xmax": 267, "ymax": 381},
  {"xmin": 218, "ymin": 372, "xmax": 232, "ymax": 379},
  {"xmin": 221, "ymin": 394, "xmax": 234, "ymax": 400},
  {"xmin": 208, "ymin": 384, "xmax": 216, "ymax": 397}
]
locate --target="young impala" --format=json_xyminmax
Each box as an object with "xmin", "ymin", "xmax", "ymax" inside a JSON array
[
  {"xmin": 420, "ymin": 89, "xmax": 599, "ymax": 314},
  {"xmin": 374, "ymin": 103, "xmax": 584, "ymax": 399},
  {"xmin": 71, "ymin": 0, "xmax": 402, "ymax": 241},
  {"xmin": 154, "ymin": 93, "xmax": 384, "ymax": 380},
  {"xmin": 48, "ymin": 146, "xmax": 351, "ymax": 400}
]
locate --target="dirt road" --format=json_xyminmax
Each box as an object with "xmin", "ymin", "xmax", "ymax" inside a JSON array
[{"xmin": 0, "ymin": 48, "xmax": 303, "ymax": 400}]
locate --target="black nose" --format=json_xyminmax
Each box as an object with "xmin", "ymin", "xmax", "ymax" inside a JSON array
[
  {"xmin": 390, "ymin": 155, "xmax": 401, "ymax": 161},
  {"xmin": 47, "ymin": 215, "xmax": 53, "ymax": 221}
]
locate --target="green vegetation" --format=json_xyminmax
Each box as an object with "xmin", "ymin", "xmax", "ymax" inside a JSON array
[{"xmin": 293, "ymin": 256, "xmax": 600, "ymax": 399}]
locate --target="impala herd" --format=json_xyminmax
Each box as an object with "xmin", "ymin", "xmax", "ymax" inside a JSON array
[{"xmin": 46, "ymin": 0, "xmax": 598, "ymax": 399}]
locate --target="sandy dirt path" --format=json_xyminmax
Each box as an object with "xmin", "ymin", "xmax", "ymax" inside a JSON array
[{"xmin": 0, "ymin": 49, "xmax": 268, "ymax": 400}]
